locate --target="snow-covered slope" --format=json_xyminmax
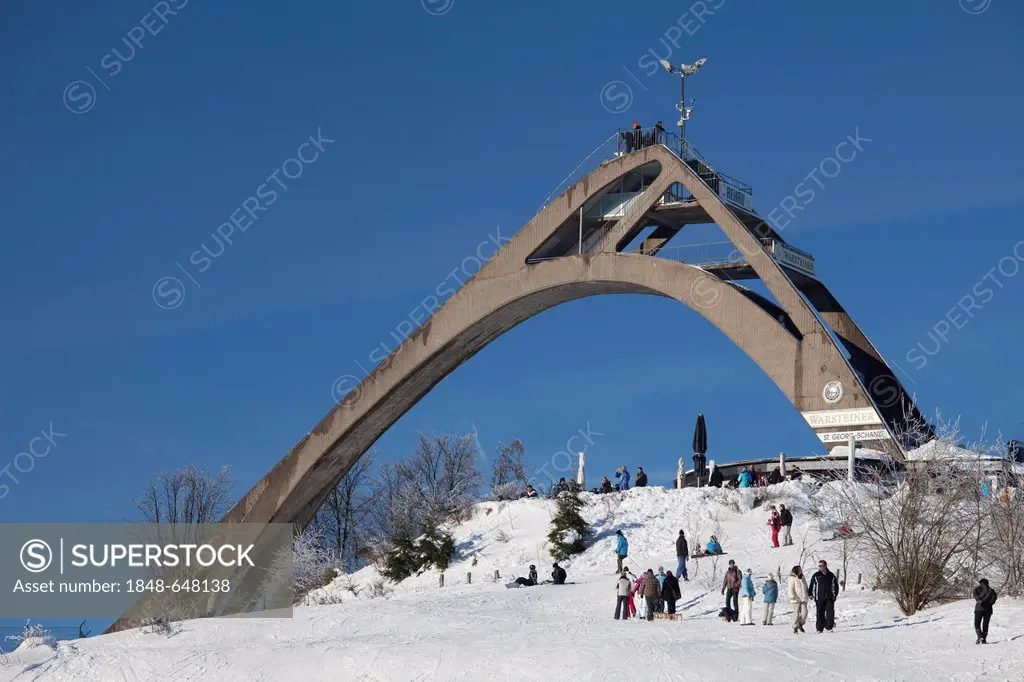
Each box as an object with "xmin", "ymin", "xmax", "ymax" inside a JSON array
[{"xmin": 3, "ymin": 483, "xmax": 1022, "ymax": 681}]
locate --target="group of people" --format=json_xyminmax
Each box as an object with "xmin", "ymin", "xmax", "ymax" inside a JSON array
[
  {"xmin": 609, "ymin": 510, "xmax": 1000, "ymax": 643},
  {"xmin": 619, "ymin": 121, "xmax": 666, "ymax": 154},
  {"xmin": 520, "ymin": 465, "xmax": 653, "ymax": 499},
  {"xmin": 512, "ymin": 562, "xmax": 567, "ymax": 587},
  {"xmin": 701, "ymin": 463, "xmax": 805, "ymax": 489},
  {"xmin": 614, "ymin": 565, "xmax": 683, "ymax": 621},
  {"xmin": 719, "ymin": 559, "xmax": 840, "ymax": 633},
  {"xmin": 598, "ymin": 466, "xmax": 648, "ymax": 494},
  {"xmin": 766, "ymin": 504, "xmax": 794, "ymax": 547}
]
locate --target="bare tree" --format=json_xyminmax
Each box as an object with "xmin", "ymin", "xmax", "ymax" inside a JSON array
[
  {"xmin": 134, "ymin": 464, "xmax": 234, "ymax": 524},
  {"xmin": 491, "ymin": 439, "xmax": 528, "ymax": 499},
  {"xmin": 397, "ymin": 433, "xmax": 483, "ymax": 526},
  {"xmin": 824, "ymin": 455, "xmax": 979, "ymax": 615},
  {"xmin": 363, "ymin": 433, "xmax": 483, "ymax": 566},
  {"xmin": 311, "ymin": 451, "xmax": 376, "ymax": 573}
]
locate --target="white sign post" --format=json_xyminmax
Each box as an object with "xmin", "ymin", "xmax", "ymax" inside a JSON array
[
  {"xmin": 577, "ymin": 452, "xmax": 585, "ymax": 490},
  {"xmin": 677, "ymin": 457, "xmax": 685, "ymax": 489}
]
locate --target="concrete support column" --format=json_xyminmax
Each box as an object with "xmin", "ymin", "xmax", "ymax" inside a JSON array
[
  {"xmin": 847, "ymin": 436, "xmax": 856, "ymax": 482},
  {"xmin": 779, "ymin": 452, "xmax": 787, "ymax": 478}
]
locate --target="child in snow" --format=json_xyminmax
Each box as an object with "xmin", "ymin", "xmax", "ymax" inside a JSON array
[
  {"xmin": 630, "ymin": 570, "xmax": 644, "ymax": 619},
  {"xmin": 739, "ymin": 568, "xmax": 757, "ymax": 625},
  {"xmin": 768, "ymin": 505, "xmax": 782, "ymax": 548},
  {"xmin": 762, "ymin": 573, "xmax": 779, "ymax": 625}
]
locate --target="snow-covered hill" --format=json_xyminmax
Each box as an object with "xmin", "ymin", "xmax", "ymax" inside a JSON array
[{"xmin": 3, "ymin": 483, "xmax": 1022, "ymax": 681}]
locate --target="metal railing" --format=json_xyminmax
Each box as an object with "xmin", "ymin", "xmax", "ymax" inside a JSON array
[
  {"xmin": 537, "ymin": 127, "xmax": 753, "ymax": 217},
  {"xmin": 650, "ymin": 241, "xmax": 746, "ymax": 267},
  {"xmin": 639, "ymin": 237, "xmax": 776, "ymax": 267}
]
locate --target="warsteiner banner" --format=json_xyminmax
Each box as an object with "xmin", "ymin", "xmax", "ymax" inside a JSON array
[{"xmin": 1, "ymin": 523, "xmax": 294, "ymax": 622}]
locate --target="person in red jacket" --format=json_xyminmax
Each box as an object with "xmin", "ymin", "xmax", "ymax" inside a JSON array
[{"xmin": 768, "ymin": 505, "xmax": 782, "ymax": 548}]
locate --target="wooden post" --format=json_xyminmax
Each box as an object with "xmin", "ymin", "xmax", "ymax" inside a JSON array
[
  {"xmin": 857, "ymin": 572, "xmax": 862, "ymax": 585},
  {"xmin": 467, "ymin": 572, "xmax": 472, "ymax": 584},
  {"xmin": 439, "ymin": 573, "xmax": 444, "ymax": 588},
  {"xmin": 494, "ymin": 570, "xmax": 500, "ymax": 582}
]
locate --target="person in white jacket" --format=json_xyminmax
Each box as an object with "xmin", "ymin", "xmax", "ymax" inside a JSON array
[
  {"xmin": 614, "ymin": 572, "xmax": 632, "ymax": 620},
  {"xmin": 788, "ymin": 565, "xmax": 809, "ymax": 634}
]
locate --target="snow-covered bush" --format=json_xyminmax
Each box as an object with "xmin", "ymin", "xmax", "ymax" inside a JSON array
[
  {"xmin": 491, "ymin": 481, "xmax": 524, "ymax": 502},
  {"xmin": 367, "ymin": 578, "xmax": 393, "ymax": 599},
  {"xmin": 6, "ymin": 623, "xmax": 56, "ymax": 650}
]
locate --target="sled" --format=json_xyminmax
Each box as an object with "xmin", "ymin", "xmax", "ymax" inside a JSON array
[
  {"xmin": 652, "ymin": 612, "xmax": 681, "ymax": 621},
  {"xmin": 691, "ymin": 551, "xmax": 727, "ymax": 559}
]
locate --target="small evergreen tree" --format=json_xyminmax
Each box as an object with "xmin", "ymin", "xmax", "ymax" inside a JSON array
[
  {"xmin": 547, "ymin": 488, "xmax": 590, "ymax": 561},
  {"xmin": 380, "ymin": 523, "xmax": 457, "ymax": 582}
]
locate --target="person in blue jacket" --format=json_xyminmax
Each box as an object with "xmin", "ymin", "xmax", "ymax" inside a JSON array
[
  {"xmin": 615, "ymin": 530, "xmax": 629, "ymax": 573},
  {"xmin": 614, "ymin": 466, "xmax": 631, "ymax": 491},
  {"xmin": 705, "ymin": 535, "xmax": 723, "ymax": 555},
  {"xmin": 739, "ymin": 568, "xmax": 757, "ymax": 625},
  {"xmin": 762, "ymin": 573, "xmax": 779, "ymax": 625},
  {"xmin": 737, "ymin": 466, "xmax": 753, "ymax": 488}
]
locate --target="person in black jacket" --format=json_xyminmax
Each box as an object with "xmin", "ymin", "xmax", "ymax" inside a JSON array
[
  {"xmin": 768, "ymin": 467, "xmax": 783, "ymax": 485},
  {"xmin": 708, "ymin": 463, "xmax": 724, "ymax": 488},
  {"xmin": 514, "ymin": 565, "xmax": 538, "ymax": 587},
  {"xmin": 635, "ymin": 467, "xmax": 648, "ymax": 487},
  {"xmin": 661, "ymin": 570, "xmax": 682, "ymax": 614},
  {"xmin": 675, "ymin": 530, "xmax": 689, "ymax": 581},
  {"xmin": 552, "ymin": 563, "xmax": 567, "ymax": 585},
  {"xmin": 808, "ymin": 559, "xmax": 840, "ymax": 632},
  {"xmin": 973, "ymin": 578, "xmax": 997, "ymax": 643},
  {"xmin": 779, "ymin": 504, "xmax": 794, "ymax": 546}
]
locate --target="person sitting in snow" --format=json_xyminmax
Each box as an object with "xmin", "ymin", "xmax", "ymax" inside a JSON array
[
  {"xmin": 635, "ymin": 467, "xmax": 648, "ymax": 487},
  {"xmin": 522, "ymin": 484, "xmax": 538, "ymax": 499},
  {"xmin": 514, "ymin": 565, "xmax": 539, "ymax": 587},
  {"xmin": 831, "ymin": 523, "xmax": 855, "ymax": 540},
  {"xmin": 556, "ymin": 477, "xmax": 569, "ymax": 493},
  {"xmin": 614, "ymin": 466, "xmax": 631, "ymax": 491},
  {"xmin": 705, "ymin": 535, "xmax": 723, "ymax": 555},
  {"xmin": 600, "ymin": 477, "xmax": 614, "ymax": 494},
  {"xmin": 552, "ymin": 563, "xmax": 567, "ymax": 585}
]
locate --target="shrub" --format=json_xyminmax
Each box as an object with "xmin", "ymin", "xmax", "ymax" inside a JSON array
[
  {"xmin": 547, "ymin": 488, "xmax": 591, "ymax": 561},
  {"xmin": 380, "ymin": 524, "xmax": 456, "ymax": 582}
]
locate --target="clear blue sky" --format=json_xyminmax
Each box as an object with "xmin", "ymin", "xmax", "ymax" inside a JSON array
[{"xmin": 1, "ymin": 0, "xmax": 1022, "ymax": 632}]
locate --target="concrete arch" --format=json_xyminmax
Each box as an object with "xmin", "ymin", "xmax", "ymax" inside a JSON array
[
  {"xmin": 226, "ymin": 254, "xmax": 799, "ymax": 527},
  {"xmin": 224, "ymin": 140, "xmax": 924, "ymax": 529}
]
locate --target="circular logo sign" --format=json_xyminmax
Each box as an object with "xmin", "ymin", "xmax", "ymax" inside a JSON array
[
  {"xmin": 20, "ymin": 539, "xmax": 53, "ymax": 573},
  {"xmin": 823, "ymin": 380, "xmax": 844, "ymax": 404}
]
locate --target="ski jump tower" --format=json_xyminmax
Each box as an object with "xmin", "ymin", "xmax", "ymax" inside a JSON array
[{"xmin": 224, "ymin": 59, "xmax": 931, "ymax": 529}]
